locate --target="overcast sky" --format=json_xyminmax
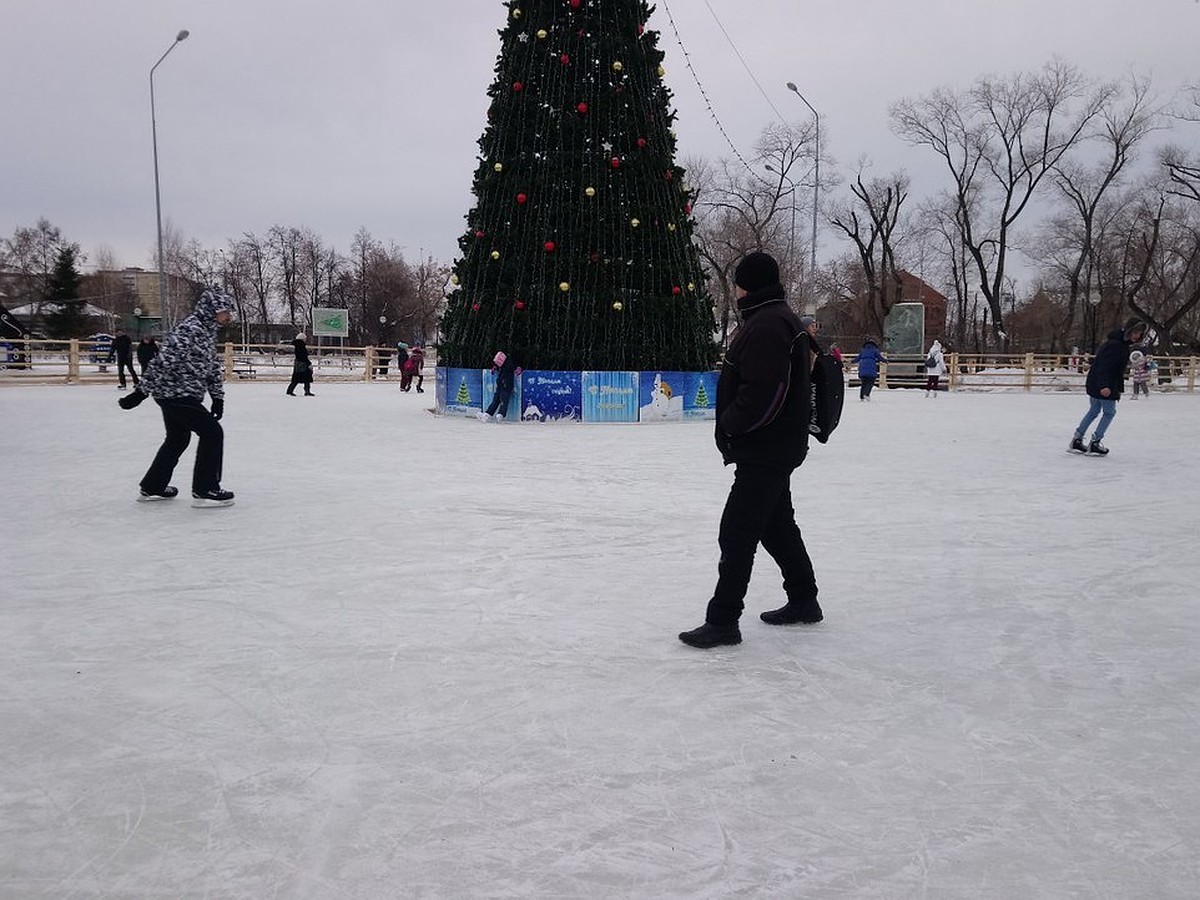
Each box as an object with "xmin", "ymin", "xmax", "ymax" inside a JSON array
[{"xmin": 2, "ymin": 0, "xmax": 1196, "ymax": 274}]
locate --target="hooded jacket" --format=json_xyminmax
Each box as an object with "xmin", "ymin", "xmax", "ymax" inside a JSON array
[
  {"xmin": 855, "ymin": 340, "xmax": 885, "ymax": 378},
  {"xmin": 1086, "ymin": 327, "xmax": 1135, "ymax": 400},
  {"xmin": 140, "ymin": 290, "xmax": 228, "ymax": 402},
  {"xmin": 925, "ymin": 340, "xmax": 947, "ymax": 377},
  {"xmin": 715, "ymin": 284, "xmax": 811, "ymax": 470}
]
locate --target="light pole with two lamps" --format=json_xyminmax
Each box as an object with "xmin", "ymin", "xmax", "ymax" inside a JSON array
[
  {"xmin": 785, "ymin": 81, "xmax": 820, "ymax": 313},
  {"xmin": 150, "ymin": 29, "xmax": 190, "ymax": 329}
]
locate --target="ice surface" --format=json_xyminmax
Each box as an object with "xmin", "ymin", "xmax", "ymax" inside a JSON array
[{"xmin": 1, "ymin": 383, "xmax": 1198, "ymax": 898}]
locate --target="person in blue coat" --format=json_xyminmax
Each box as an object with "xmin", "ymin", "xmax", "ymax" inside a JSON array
[
  {"xmin": 853, "ymin": 337, "xmax": 887, "ymax": 400},
  {"xmin": 1069, "ymin": 320, "xmax": 1146, "ymax": 455}
]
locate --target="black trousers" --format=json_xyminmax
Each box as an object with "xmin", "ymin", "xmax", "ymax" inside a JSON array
[
  {"xmin": 706, "ymin": 463, "xmax": 818, "ymax": 627},
  {"xmin": 860, "ymin": 375, "xmax": 876, "ymax": 398},
  {"xmin": 117, "ymin": 356, "xmax": 139, "ymax": 388},
  {"xmin": 140, "ymin": 399, "xmax": 224, "ymax": 494},
  {"xmin": 486, "ymin": 384, "xmax": 514, "ymax": 417}
]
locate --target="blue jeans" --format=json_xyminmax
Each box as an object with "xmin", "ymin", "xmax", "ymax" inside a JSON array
[{"xmin": 1076, "ymin": 397, "xmax": 1117, "ymax": 441}]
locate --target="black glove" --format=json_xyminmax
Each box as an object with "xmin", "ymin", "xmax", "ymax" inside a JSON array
[
  {"xmin": 118, "ymin": 390, "xmax": 147, "ymax": 410},
  {"xmin": 210, "ymin": 398, "xmax": 224, "ymax": 420}
]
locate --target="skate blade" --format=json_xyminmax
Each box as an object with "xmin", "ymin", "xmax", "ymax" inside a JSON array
[
  {"xmin": 137, "ymin": 493, "xmax": 176, "ymax": 502},
  {"xmin": 191, "ymin": 498, "xmax": 235, "ymax": 508}
]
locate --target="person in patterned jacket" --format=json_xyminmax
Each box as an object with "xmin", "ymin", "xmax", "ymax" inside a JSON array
[{"xmin": 118, "ymin": 289, "xmax": 236, "ymax": 507}]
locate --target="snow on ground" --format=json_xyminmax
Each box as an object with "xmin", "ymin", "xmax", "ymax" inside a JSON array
[{"xmin": 1, "ymin": 382, "xmax": 1198, "ymax": 899}]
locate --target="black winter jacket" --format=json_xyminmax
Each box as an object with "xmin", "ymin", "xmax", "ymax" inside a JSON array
[
  {"xmin": 715, "ymin": 285, "xmax": 811, "ymax": 471},
  {"xmin": 1086, "ymin": 328, "xmax": 1133, "ymax": 400}
]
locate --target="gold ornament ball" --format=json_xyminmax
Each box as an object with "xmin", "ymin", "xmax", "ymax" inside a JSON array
[
  {"xmin": 559, "ymin": 281, "xmax": 571, "ymax": 292},
  {"xmin": 612, "ymin": 61, "xmax": 624, "ymax": 72},
  {"xmin": 612, "ymin": 301, "xmax": 623, "ymax": 311},
  {"xmin": 491, "ymin": 250, "xmax": 501, "ymax": 260},
  {"xmin": 687, "ymin": 282, "xmax": 696, "ymax": 291},
  {"xmin": 450, "ymin": 274, "xmax": 460, "ymax": 285},
  {"xmin": 667, "ymin": 223, "xmax": 677, "ymax": 232},
  {"xmin": 584, "ymin": 186, "xmax": 596, "ymax": 197},
  {"xmin": 630, "ymin": 218, "xmax": 640, "ymax": 228},
  {"xmin": 511, "ymin": 7, "xmax": 522, "ymax": 19},
  {"xmin": 657, "ymin": 65, "xmax": 666, "ymax": 77},
  {"xmin": 536, "ymin": 29, "xmax": 547, "ymax": 39},
  {"xmin": 493, "ymin": 162, "xmax": 503, "ymax": 172}
]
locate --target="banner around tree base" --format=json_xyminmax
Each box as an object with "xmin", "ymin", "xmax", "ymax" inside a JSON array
[{"xmin": 435, "ymin": 368, "xmax": 718, "ymax": 424}]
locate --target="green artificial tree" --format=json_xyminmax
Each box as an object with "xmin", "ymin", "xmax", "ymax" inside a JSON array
[
  {"xmin": 694, "ymin": 380, "xmax": 709, "ymax": 409},
  {"xmin": 439, "ymin": 0, "xmax": 716, "ymax": 372}
]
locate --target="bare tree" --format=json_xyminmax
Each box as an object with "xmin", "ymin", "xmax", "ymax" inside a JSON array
[
  {"xmin": 828, "ymin": 166, "xmax": 909, "ymax": 338},
  {"xmin": 892, "ymin": 60, "xmax": 1112, "ymax": 346},
  {"xmin": 3, "ymin": 218, "xmax": 68, "ymax": 313},
  {"xmin": 1034, "ymin": 76, "xmax": 1159, "ymax": 350}
]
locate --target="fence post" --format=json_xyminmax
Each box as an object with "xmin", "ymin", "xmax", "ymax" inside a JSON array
[
  {"xmin": 68, "ymin": 339, "xmax": 80, "ymax": 383},
  {"xmin": 879, "ymin": 361, "xmax": 888, "ymax": 390},
  {"xmin": 364, "ymin": 346, "xmax": 375, "ymax": 382},
  {"xmin": 223, "ymin": 343, "xmax": 234, "ymax": 379},
  {"xmin": 1190, "ymin": 357, "xmax": 1198, "ymax": 393},
  {"xmin": 1023, "ymin": 352, "xmax": 1035, "ymax": 391},
  {"xmin": 948, "ymin": 352, "xmax": 958, "ymax": 390}
]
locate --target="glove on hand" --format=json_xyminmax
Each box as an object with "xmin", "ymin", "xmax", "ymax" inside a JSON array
[
  {"xmin": 210, "ymin": 398, "xmax": 224, "ymax": 420},
  {"xmin": 118, "ymin": 390, "xmax": 147, "ymax": 410}
]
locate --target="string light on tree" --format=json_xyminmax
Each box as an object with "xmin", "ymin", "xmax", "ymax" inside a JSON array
[{"xmin": 439, "ymin": 0, "xmax": 713, "ymax": 371}]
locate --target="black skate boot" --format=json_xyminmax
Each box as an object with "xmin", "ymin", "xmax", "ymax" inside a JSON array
[
  {"xmin": 760, "ymin": 601, "xmax": 823, "ymax": 626},
  {"xmin": 1068, "ymin": 435, "xmax": 1087, "ymax": 454},
  {"xmin": 1087, "ymin": 439, "xmax": 1109, "ymax": 456},
  {"xmin": 678, "ymin": 622, "xmax": 742, "ymax": 649},
  {"xmin": 192, "ymin": 488, "xmax": 235, "ymax": 508},
  {"xmin": 138, "ymin": 486, "xmax": 179, "ymax": 501}
]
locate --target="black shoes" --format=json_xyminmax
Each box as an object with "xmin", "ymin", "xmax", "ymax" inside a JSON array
[
  {"xmin": 760, "ymin": 602, "xmax": 823, "ymax": 626},
  {"xmin": 138, "ymin": 486, "xmax": 179, "ymax": 501},
  {"xmin": 1088, "ymin": 439, "xmax": 1109, "ymax": 455},
  {"xmin": 192, "ymin": 488, "xmax": 235, "ymax": 508},
  {"xmin": 678, "ymin": 623, "xmax": 742, "ymax": 649},
  {"xmin": 1069, "ymin": 435, "xmax": 1087, "ymax": 453}
]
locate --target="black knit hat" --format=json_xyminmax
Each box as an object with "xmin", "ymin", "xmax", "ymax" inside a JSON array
[{"xmin": 734, "ymin": 251, "xmax": 780, "ymax": 292}]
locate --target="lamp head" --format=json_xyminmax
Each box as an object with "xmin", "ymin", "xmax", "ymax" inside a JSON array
[
  {"xmin": 786, "ymin": 81, "xmax": 798, "ymax": 93},
  {"xmin": 176, "ymin": 29, "xmax": 190, "ymax": 41}
]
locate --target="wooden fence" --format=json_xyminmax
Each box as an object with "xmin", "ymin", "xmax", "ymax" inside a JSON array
[
  {"xmin": 0, "ymin": 340, "xmax": 433, "ymax": 385},
  {"xmin": 1, "ymin": 341, "xmax": 1196, "ymax": 392}
]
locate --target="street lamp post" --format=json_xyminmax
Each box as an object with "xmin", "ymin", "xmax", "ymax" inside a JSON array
[
  {"xmin": 150, "ymin": 29, "xmax": 190, "ymax": 329},
  {"xmin": 133, "ymin": 306, "xmax": 143, "ymax": 339},
  {"xmin": 786, "ymin": 81, "xmax": 820, "ymax": 312}
]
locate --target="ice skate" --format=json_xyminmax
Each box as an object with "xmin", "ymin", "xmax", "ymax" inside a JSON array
[
  {"xmin": 1087, "ymin": 439, "xmax": 1109, "ymax": 456},
  {"xmin": 138, "ymin": 486, "xmax": 179, "ymax": 501},
  {"xmin": 1068, "ymin": 435, "xmax": 1087, "ymax": 454},
  {"xmin": 192, "ymin": 488, "xmax": 235, "ymax": 508},
  {"xmin": 678, "ymin": 622, "xmax": 741, "ymax": 649},
  {"xmin": 760, "ymin": 602, "xmax": 823, "ymax": 626}
]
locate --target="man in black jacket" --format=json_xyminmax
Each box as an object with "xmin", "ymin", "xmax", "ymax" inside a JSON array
[
  {"xmin": 111, "ymin": 328, "xmax": 138, "ymax": 389},
  {"xmin": 679, "ymin": 252, "xmax": 822, "ymax": 649},
  {"xmin": 1069, "ymin": 319, "xmax": 1146, "ymax": 456}
]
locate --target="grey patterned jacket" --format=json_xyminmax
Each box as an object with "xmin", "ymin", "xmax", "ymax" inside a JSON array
[{"xmin": 140, "ymin": 290, "xmax": 229, "ymax": 402}]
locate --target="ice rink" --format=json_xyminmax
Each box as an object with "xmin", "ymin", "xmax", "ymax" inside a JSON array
[{"xmin": 2, "ymin": 382, "xmax": 1198, "ymax": 898}]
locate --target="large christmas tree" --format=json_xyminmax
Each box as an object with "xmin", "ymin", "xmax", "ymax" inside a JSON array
[{"xmin": 438, "ymin": 0, "xmax": 716, "ymax": 372}]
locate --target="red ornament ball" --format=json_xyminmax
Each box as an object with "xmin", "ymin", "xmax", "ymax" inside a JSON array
[
  {"xmin": 570, "ymin": 0, "xmax": 581, "ymax": 7},
  {"xmin": 672, "ymin": 286, "xmax": 682, "ymax": 296},
  {"xmin": 516, "ymin": 192, "xmax": 528, "ymax": 204},
  {"xmin": 610, "ymin": 157, "xmax": 621, "ymax": 169},
  {"xmin": 636, "ymin": 137, "xmax": 647, "ymax": 149},
  {"xmin": 514, "ymin": 300, "xmax": 526, "ymax": 311},
  {"xmin": 576, "ymin": 101, "xmax": 588, "ymax": 114},
  {"xmin": 475, "ymin": 230, "xmax": 485, "ymax": 239},
  {"xmin": 471, "ymin": 302, "xmax": 481, "ymax": 312},
  {"xmin": 544, "ymin": 241, "xmax": 556, "ymax": 253},
  {"xmin": 664, "ymin": 170, "xmax": 674, "ymax": 180},
  {"xmin": 513, "ymin": 81, "xmax": 524, "ymax": 92},
  {"xmin": 561, "ymin": 54, "xmax": 571, "ymax": 65}
]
